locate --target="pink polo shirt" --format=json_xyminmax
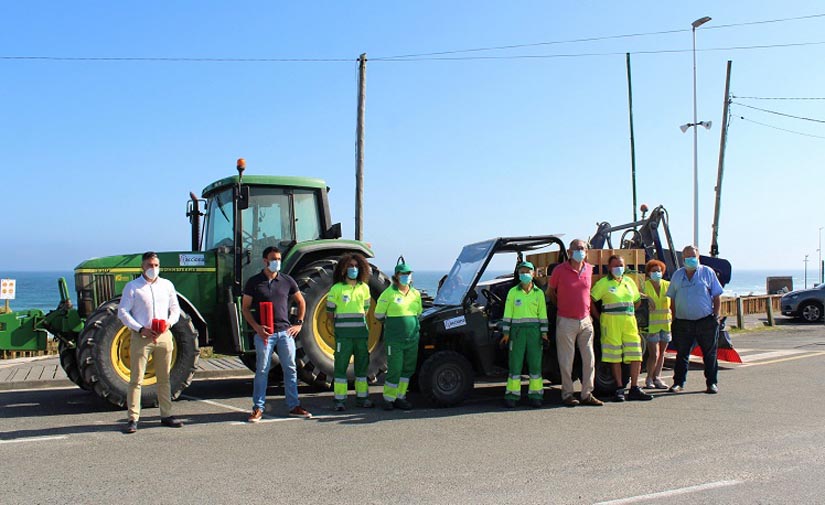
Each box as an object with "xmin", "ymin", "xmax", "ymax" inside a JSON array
[{"xmin": 548, "ymin": 260, "xmax": 592, "ymax": 319}]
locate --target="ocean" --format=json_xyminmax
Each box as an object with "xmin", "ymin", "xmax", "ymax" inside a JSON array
[{"xmin": 0, "ymin": 268, "xmax": 819, "ymax": 313}]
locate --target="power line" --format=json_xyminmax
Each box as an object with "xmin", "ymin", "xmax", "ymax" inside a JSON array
[
  {"xmin": 372, "ymin": 41, "xmax": 825, "ymax": 62},
  {"xmin": 737, "ymin": 116, "xmax": 825, "ymax": 139},
  {"xmin": 0, "ymin": 55, "xmax": 354, "ymax": 62},
  {"xmin": 375, "ymin": 12, "xmax": 825, "ymax": 60},
  {"xmin": 732, "ymin": 102, "xmax": 825, "ymax": 124},
  {"xmin": 732, "ymin": 95, "xmax": 825, "ymax": 100}
]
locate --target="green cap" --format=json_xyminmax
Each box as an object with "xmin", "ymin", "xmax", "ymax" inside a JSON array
[
  {"xmin": 395, "ymin": 263, "xmax": 413, "ymax": 274},
  {"xmin": 517, "ymin": 261, "xmax": 535, "ymax": 271}
]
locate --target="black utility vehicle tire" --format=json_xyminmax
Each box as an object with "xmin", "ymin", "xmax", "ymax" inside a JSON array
[
  {"xmin": 77, "ymin": 299, "xmax": 199, "ymax": 409},
  {"xmin": 292, "ymin": 260, "xmax": 390, "ymax": 388},
  {"xmin": 419, "ymin": 350, "xmax": 475, "ymax": 407}
]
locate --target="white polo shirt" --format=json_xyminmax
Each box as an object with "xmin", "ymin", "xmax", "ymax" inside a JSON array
[{"xmin": 118, "ymin": 275, "xmax": 181, "ymax": 332}]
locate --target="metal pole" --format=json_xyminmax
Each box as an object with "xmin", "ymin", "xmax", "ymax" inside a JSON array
[
  {"xmin": 819, "ymin": 226, "xmax": 823, "ymax": 284},
  {"xmin": 804, "ymin": 255, "xmax": 809, "ymax": 288},
  {"xmin": 692, "ymin": 25, "xmax": 700, "ymax": 248},
  {"xmin": 710, "ymin": 60, "xmax": 732, "ymax": 257},
  {"xmin": 355, "ymin": 53, "xmax": 367, "ymax": 241},
  {"xmin": 626, "ymin": 53, "xmax": 638, "ymax": 223}
]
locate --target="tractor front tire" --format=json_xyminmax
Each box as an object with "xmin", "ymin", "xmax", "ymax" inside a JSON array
[
  {"xmin": 59, "ymin": 340, "xmax": 88, "ymax": 390},
  {"xmin": 77, "ymin": 300, "xmax": 199, "ymax": 409},
  {"xmin": 419, "ymin": 351, "xmax": 475, "ymax": 407},
  {"xmin": 292, "ymin": 259, "xmax": 390, "ymax": 388}
]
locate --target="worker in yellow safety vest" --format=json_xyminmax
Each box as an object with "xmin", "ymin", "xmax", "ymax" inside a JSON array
[
  {"xmin": 590, "ymin": 254, "xmax": 653, "ymax": 402},
  {"xmin": 501, "ymin": 261, "xmax": 548, "ymax": 408},
  {"xmin": 326, "ymin": 253, "xmax": 374, "ymax": 411},
  {"xmin": 643, "ymin": 259, "xmax": 672, "ymax": 390},
  {"xmin": 374, "ymin": 258, "xmax": 422, "ymax": 411}
]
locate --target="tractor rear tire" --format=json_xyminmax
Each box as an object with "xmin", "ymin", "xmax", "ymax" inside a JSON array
[
  {"xmin": 292, "ymin": 259, "xmax": 390, "ymax": 388},
  {"xmin": 77, "ymin": 299, "xmax": 199, "ymax": 409},
  {"xmin": 419, "ymin": 350, "xmax": 475, "ymax": 407},
  {"xmin": 239, "ymin": 352, "xmax": 282, "ymax": 384},
  {"xmin": 58, "ymin": 340, "xmax": 88, "ymax": 390}
]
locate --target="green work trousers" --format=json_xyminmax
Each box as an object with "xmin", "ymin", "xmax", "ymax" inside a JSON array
[
  {"xmin": 333, "ymin": 337, "xmax": 370, "ymax": 401},
  {"xmin": 383, "ymin": 339, "xmax": 418, "ymax": 402},
  {"xmin": 505, "ymin": 326, "xmax": 544, "ymax": 400}
]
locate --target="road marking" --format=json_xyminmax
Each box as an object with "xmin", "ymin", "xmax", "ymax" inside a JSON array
[
  {"xmin": 738, "ymin": 351, "xmax": 825, "ymax": 368},
  {"xmin": 180, "ymin": 394, "xmax": 248, "ymax": 414},
  {"xmin": 594, "ymin": 480, "xmax": 743, "ymax": 504},
  {"xmin": 228, "ymin": 414, "xmax": 355, "ymax": 425},
  {"xmin": 740, "ymin": 349, "xmax": 806, "ymax": 362},
  {"xmin": 0, "ymin": 435, "xmax": 68, "ymax": 445}
]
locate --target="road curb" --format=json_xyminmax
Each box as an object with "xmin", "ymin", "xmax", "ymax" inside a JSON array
[{"xmin": 0, "ymin": 368, "xmax": 253, "ymax": 392}]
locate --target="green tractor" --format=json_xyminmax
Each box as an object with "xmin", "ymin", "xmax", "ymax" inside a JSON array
[{"xmin": 6, "ymin": 160, "xmax": 390, "ymax": 408}]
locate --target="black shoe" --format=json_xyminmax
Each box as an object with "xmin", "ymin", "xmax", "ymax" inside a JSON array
[
  {"xmin": 382, "ymin": 400, "xmax": 395, "ymax": 411},
  {"xmin": 394, "ymin": 398, "xmax": 413, "ymax": 411},
  {"xmin": 333, "ymin": 400, "xmax": 347, "ymax": 412},
  {"xmin": 356, "ymin": 398, "xmax": 374, "ymax": 408},
  {"xmin": 614, "ymin": 388, "xmax": 626, "ymax": 402},
  {"xmin": 160, "ymin": 416, "xmax": 183, "ymax": 428},
  {"xmin": 504, "ymin": 399, "xmax": 517, "ymax": 409},
  {"xmin": 706, "ymin": 384, "xmax": 719, "ymax": 394},
  {"xmin": 124, "ymin": 420, "xmax": 137, "ymax": 434},
  {"xmin": 528, "ymin": 398, "xmax": 542, "ymax": 408},
  {"xmin": 627, "ymin": 386, "xmax": 653, "ymax": 401}
]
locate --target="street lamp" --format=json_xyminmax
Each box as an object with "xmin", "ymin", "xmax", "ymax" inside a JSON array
[
  {"xmin": 818, "ymin": 226, "xmax": 823, "ymax": 285},
  {"xmin": 804, "ymin": 254, "xmax": 809, "ymax": 289},
  {"xmin": 681, "ymin": 15, "xmax": 712, "ymax": 248}
]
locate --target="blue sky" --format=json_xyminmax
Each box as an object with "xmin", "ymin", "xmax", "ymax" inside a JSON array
[{"xmin": 1, "ymin": 1, "xmax": 824, "ymax": 274}]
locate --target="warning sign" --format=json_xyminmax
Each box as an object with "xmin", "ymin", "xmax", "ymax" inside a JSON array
[{"xmin": 0, "ymin": 279, "xmax": 16, "ymax": 300}]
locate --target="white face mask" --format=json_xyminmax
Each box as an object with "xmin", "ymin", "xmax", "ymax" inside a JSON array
[
  {"xmin": 144, "ymin": 267, "xmax": 159, "ymax": 280},
  {"xmin": 268, "ymin": 260, "xmax": 281, "ymax": 273}
]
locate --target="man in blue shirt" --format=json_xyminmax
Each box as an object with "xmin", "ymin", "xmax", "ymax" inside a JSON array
[{"xmin": 666, "ymin": 245, "xmax": 724, "ymax": 394}]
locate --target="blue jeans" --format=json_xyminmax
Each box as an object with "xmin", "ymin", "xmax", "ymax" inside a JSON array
[
  {"xmin": 253, "ymin": 331, "xmax": 299, "ymax": 411},
  {"xmin": 672, "ymin": 316, "xmax": 719, "ymax": 387}
]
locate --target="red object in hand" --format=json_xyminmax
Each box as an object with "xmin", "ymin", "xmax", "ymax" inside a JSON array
[
  {"xmin": 151, "ymin": 319, "xmax": 168, "ymax": 334},
  {"xmin": 259, "ymin": 302, "xmax": 274, "ymax": 342}
]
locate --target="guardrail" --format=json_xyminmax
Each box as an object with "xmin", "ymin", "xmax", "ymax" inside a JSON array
[{"xmin": 721, "ymin": 295, "xmax": 782, "ymax": 328}]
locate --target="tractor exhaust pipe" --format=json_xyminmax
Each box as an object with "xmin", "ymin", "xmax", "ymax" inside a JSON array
[{"xmin": 187, "ymin": 191, "xmax": 203, "ymax": 251}]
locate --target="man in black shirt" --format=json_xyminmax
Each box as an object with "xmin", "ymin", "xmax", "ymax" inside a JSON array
[{"xmin": 242, "ymin": 246, "xmax": 311, "ymax": 421}]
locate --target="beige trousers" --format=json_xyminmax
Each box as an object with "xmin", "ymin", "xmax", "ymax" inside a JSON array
[
  {"xmin": 555, "ymin": 316, "xmax": 595, "ymax": 400},
  {"xmin": 128, "ymin": 330, "xmax": 173, "ymax": 421}
]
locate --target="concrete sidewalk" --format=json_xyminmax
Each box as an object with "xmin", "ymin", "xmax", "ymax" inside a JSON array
[{"xmin": 0, "ymin": 355, "xmax": 252, "ymax": 391}]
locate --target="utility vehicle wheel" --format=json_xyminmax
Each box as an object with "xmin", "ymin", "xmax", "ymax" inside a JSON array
[
  {"xmin": 76, "ymin": 299, "xmax": 199, "ymax": 409},
  {"xmin": 292, "ymin": 259, "xmax": 390, "ymax": 388},
  {"xmin": 799, "ymin": 301, "xmax": 823, "ymax": 323},
  {"xmin": 59, "ymin": 340, "xmax": 88, "ymax": 390},
  {"xmin": 239, "ymin": 352, "xmax": 282, "ymax": 383},
  {"xmin": 419, "ymin": 351, "xmax": 475, "ymax": 407}
]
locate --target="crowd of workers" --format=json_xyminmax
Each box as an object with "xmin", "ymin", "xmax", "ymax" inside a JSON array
[{"xmin": 117, "ymin": 238, "xmax": 723, "ymax": 432}]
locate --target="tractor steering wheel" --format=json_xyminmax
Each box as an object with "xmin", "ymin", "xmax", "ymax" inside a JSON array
[{"xmin": 481, "ymin": 288, "xmax": 503, "ymax": 307}]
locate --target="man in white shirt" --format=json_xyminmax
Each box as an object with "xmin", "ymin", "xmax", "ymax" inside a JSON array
[{"xmin": 118, "ymin": 251, "xmax": 183, "ymax": 433}]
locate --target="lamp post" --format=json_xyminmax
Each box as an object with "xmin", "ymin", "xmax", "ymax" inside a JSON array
[
  {"xmin": 818, "ymin": 226, "xmax": 823, "ymax": 285},
  {"xmin": 804, "ymin": 254, "xmax": 809, "ymax": 289},
  {"xmin": 686, "ymin": 16, "xmax": 712, "ymax": 247}
]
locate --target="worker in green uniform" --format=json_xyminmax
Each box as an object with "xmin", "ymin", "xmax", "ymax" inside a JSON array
[
  {"xmin": 374, "ymin": 258, "xmax": 423, "ymax": 411},
  {"xmin": 501, "ymin": 261, "xmax": 549, "ymax": 408},
  {"xmin": 326, "ymin": 253, "xmax": 374, "ymax": 411}
]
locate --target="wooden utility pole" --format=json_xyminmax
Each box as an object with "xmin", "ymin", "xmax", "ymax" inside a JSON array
[
  {"xmin": 625, "ymin": 53, "xmax": 638, "ymax": 223},
  {"xmin": 355, "ymin": 53, "xmax": 367, "ymax": 241},
  {"xmin": 710, "ymin": 60, "xmax": 732, "ymax": 258}
]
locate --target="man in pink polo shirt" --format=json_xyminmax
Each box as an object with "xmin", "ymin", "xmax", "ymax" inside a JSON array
[{"xmin": 547, "ymin": 239, "xmax": 604, "ymax": 406}]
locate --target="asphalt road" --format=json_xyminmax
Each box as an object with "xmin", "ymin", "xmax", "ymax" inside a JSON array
[{"xmin": 1, "ymin": 322, "xmax": 823, "ymax": 505}]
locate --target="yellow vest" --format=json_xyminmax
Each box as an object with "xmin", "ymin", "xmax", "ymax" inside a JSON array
[{"xmin": 644, "ymin": 279, "xmax": 671, "ymax": 332}]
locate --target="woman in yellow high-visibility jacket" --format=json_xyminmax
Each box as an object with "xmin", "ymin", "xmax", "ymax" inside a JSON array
[{"xmin": 643, "ymin": 259, "xmax": 672, "ymax": 390}]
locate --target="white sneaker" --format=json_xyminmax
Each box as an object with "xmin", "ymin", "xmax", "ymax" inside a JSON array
[
  {"xmin": 644, "ymin": 376, "xmax": 654, "ymax": 389},
  {"xmin": 653, "ymin": 378, "xmax": 669, "ymax": 389}
]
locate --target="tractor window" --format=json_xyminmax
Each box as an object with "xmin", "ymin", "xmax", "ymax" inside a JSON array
[
  {"xmin": 203, "ymin": 188, "xmax": 234, "ymax": 250},
  {"xmin": 294, "ymin": 190, "xmax": 321, "ymax": 242},
  {"xmin": 243, "ymin": 188, "xmax": 292, "ymax": 257}
]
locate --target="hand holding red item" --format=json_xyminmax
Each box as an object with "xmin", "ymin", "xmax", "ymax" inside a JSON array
[{"xmin": 259, "ymin": 302, "xmax": 274, "ymax": 345}]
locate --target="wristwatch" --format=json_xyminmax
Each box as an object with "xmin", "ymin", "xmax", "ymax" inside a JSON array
[{"xmin": 295, "ymin": 319, "xmax": 304, "ymax": 325}]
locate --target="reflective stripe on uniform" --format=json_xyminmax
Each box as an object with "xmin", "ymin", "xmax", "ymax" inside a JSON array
[
  {"xmin": 355, "ymin": 377, "xmax": 368, "ymax": 397},
  {"xmin": 334, "ymin": 321, "xmax": 367, "ymax": 328}
]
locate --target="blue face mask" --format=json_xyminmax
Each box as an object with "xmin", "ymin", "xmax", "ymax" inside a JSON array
[
  {"xmin": 399, "ymin": 274, "xmax": 411, "ymax": 286},
  {"xmin": 684, "ymin": 257, "xmax": 699, "ymax": 270},
  {"xmin": 571, "ymin": 250, "xmax": 586, "ymax": 262},
  {"xmin": 268, "ymin": 260, "xmax": 281, "ymax": 272},
  {"xmin": 650, "ymin": 271, "xmax": 663, "ymax": 281},
  {"xmin": 347, "ymin": 267, "xmax": 359, "ymax": 280},
  {"xmin": 519, "ymin": 272, "xmax": 533, "ymax": 284},
  {"xmin": 611, "ymin": 266, "xmax": 625, "ymax": 277}
]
